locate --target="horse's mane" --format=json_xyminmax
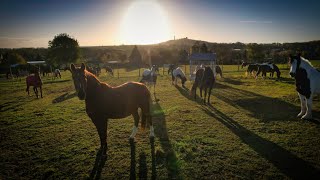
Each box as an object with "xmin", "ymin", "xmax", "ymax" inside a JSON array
[
  {"xmin": 300, "ymin": 56, "xmax": 314, "ymax": 67},
  {"xmin": 84, "ymin": 69, "xmax": 112, "ymax": 88}
]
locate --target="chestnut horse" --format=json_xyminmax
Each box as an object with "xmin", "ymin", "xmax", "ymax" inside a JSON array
[
  {"xmin": 26, "ymin": 71, "xmax": 43, "ymax": 98},
  {"xmin": 70, "ymin": 63, "xmax": 154, "ymax": 156},
  {"xmin": 190, "ymin": 66, "xmax": 215, "ymax": 104}
]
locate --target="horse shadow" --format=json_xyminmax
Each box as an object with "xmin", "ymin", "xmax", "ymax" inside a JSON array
[
  {"xmin": 52, "ymin": 92, "xmax": 77, "ymax": 104},
  {"xmin": 201, "ymin": 105, "xmax": 320, "ymax": 179},
  {"xmin": 129, "ymin": 138, "xmax": 156, "ymax": 180},
  {"xmin": 89, "ymin": 148, "xmax": 107, "ymax": 180},
  {"xmin": 151, "ymin": 102, "xmax": 181, "ymax": 179},
  {"xmin": 174, "ymin": 84, "xmax": 205, "ymax": 105},
  {"xmin": 214, "ymin": 82, "xmax": 320, "ymax": 123}
]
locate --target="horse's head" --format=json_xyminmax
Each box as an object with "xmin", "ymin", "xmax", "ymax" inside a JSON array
[
  {"xmin": 70, "ymin": 63, "xmax": 87, "ymax": 100},
  {"xmin": 241, "ymin": 62, "xmax": 246, "ymax": 68},
  {"xmin": 289, "ymin": 54, "xmax": 301, "ymax": 77}
]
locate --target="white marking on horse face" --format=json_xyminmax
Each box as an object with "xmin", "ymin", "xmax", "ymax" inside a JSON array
[{"xmin": 290, "ymin": 59, "xmax": 297, "ymax": 74}]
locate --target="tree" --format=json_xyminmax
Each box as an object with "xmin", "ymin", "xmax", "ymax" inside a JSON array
[
  {"xmin": 47, "ymin": 33, "xmax": 81, "ymax": 66},
  {"xmin": 6, "ymin": 52, "xmax": 26, "ymax": 65},
  {"xmin": 200, "ymin": 43, "xmax": 208, "ymax": 53},
  {"xmin": 128, "ymin": 45, "xmax": 142, "ymax": 67}
]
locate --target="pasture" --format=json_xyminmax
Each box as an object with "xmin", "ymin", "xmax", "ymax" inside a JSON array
[{"xmin": 1, "ymin": 65, "xmax": 320, "ymax": 179}]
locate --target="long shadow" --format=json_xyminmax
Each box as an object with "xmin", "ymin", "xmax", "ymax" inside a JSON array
[
  {"xmin": 174, "ymin": 85, "xmax": 204, "ymax": 105},
  {"xmin": 89, "ymin": 149, "xmax": 107, "ymax": 180},
  {"xmin": 201, "ymin": 105, "xmax": 320, "ymax": 179},
  {"xmin": 152, "ymin": 102, "xmax": 181, "ymax": 179},
  {"xmin": 218, "ymin": 82, "xmax": 320, "ymax": 122},
  {"xmin": 129, "ymin": 139, "xmax": 136, "ymax": 180},
  {"xmin": 52, "ymin": 92, "xmax": 77, "ymax": 103},
  {"xmin": 129, "ymin": 128, "xmax": 156, "ymax": 180}
]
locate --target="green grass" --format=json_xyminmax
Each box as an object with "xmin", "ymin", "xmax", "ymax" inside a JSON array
[{"xmin": 1, "ymin": 66, "xmax": 320, "ymax": 179}]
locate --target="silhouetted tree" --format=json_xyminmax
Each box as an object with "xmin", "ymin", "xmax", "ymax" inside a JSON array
[
  {"xmin": 200, "ymin": 43, "xmax": 208, "ymax": 53},
  {"xmin": 47, "ymin": 33, "xmax": 81, "ymax": 66},
  {"xmin": 129, "ymin": 45, "xmax": 142, "ymax": 67}
]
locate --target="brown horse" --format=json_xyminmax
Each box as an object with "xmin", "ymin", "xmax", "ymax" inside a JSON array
[
  {"xmin": 70, "ymin": 63, "xmax": 154, "ymax": 156},
  {"xmin": 215, "ymin": 65, "xmax": 223, "ymax": 78},
  {"xmin": 26, "ymin": 71, "xmax": 43, "ymax": 98},
  {"xmin": 190, "ymin": 66, "xmax": 215, "ymax": 104}
]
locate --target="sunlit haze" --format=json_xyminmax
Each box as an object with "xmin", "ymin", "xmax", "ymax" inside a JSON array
[{"xmin": 0, "ymin": 0, "xmax": 319, "ymax": 48}]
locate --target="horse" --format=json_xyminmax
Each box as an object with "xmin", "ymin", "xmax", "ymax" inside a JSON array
[
  {"xmin": 140, "ymin": 65, "xmax": 158, "ymax": 97},
  {"xmin": 168, "ymin": 64, "xmax": 177, "ymax": 75},
  {"xmin": 105, "ymin": 66, "xmax": 114, "ymax": 76},
  {"xmin": 246, "ymin": 64, "xmax": 260, "ymax": 77},
  {"xmin": 70, "ymin": 63, "xmax": 154, "ymax": 156},
  {"xmin": 26, "ymin": 71, "xmax": 43, "ymax": 98},
  {"xmin": 241, "ymin": 61, "xmax": 255, "ymax": 69},
  {"xmin": 256, "ymin": 63, "xmax": 281, "ymax": 79},
  {"xmin": 215, "ymin": 65, "xmax": 223, "ymax": 78},
  {"xmin": 54, "ymin": 69, "xmax": 61, "ymax": 79},
  {"xmin": 190, "ymin": 66, "xmax": 215, "ymax": 104},
  {"xmin": 289, "ymin": 54, "xmax": 320, "ymax": 120},
  {"xmin": 171, "ymin": 67, "xmax": 187, "ymax": 87}
]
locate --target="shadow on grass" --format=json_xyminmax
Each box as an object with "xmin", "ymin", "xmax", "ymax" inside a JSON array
[
  {"xmin": 129, "ymin": 130, "xmax": 156, "ymax": 180},
  {"xmin": 52, "ymin": 92, "xmax": 77, "ymax": 104},
  {"xmin": 43, "ymin": 79, "xmax": 71, "ymax": 84},
  {"xmin": 89, "ymin": 148, "xmax": 107, "ymax": 180},
  {"xmin": 201, "ymin": 105, "xmax": 320, "ymax": 179},
  {"xmin": 152, "ymin": 102, "xmax": 181, "ymax": 179},
  {"xmin": 174, "ymin": 84, "xmax": 205, "ymax": 105},
  {"xmin": 214, "ymin": 82, "xmax": 320, "ymax": 122}
]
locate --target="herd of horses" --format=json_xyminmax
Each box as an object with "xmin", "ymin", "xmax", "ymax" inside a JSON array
[
  {"xmin": 12, "ymin": 55, "xmax": 320, "ymax": 162},
  {"xmin": 241, "ymin": 61, "xmax": 281, "ymax": 79}
]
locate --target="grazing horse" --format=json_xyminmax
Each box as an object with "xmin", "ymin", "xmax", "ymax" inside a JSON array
[
  {"xmin": 26, "ymin": 71, "xmax": 43, "ymax": 98},
  {"xmin": 171, "ymin": 67, "xmax": 187, "ymax": 87},
  {"xmin": 140, "ymin": 65, "xmax": 157, "ymax": 97},
  {"xmin": 256, "ymin": 63, "xmax": 281, "ymax": 79},
  {"xmin": 70, "ymin": 63, "xmax": 154, "ymax": 156},
  {"xmin": 190, "ymin": 66, "xmax": 215, "ymax": 104},
  {"xmin": 246, "ymin": 64, "xmax": 260, "ymax": 76},
  {"xmin": 289, "ymin": 55, "xmax": 320, "ymax": 120},
  {"xmin": 54, "ymin": 69, "xmax": 61, "ymax": 78},
  {"xmin": 168, "ymin": 64, "xmax": 177, "ymax": 75},
  {"xmin": 105, "ymin": 66, "xmax": 114, "ymax": 76},
  {"xmin": 215, "ymin": 65, "xmax": 223, "ymax": 78},
  {"xmin": 241, "ymin": 62, "xmax": 255, "ymax": 68}
]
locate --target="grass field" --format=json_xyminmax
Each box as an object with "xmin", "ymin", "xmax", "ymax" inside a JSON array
[{"xmin": 1, "ymin": 65, "xmax": 320, "ymax": 179}]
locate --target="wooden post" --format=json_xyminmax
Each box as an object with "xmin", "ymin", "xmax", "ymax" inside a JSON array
[
  {"xmin": 163, "ymin": 65, "xmax": 164, "ymax": 75},
  {"xmin": 117, "ymin": 64, "xmax": 119, "ymax": 79},
  {"xmin": 139, "ymin": 68, "xmax": 140, "ymax": 77}
]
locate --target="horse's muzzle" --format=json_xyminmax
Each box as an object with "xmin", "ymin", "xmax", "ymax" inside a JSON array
[{"xmin": 289, "ymin": 72, "xmax": 295, "ymax": 77}]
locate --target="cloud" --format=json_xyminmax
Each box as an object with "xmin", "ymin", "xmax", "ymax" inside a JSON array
[{"xmin": 240, "ymin": 20, "xmax": 273, "ymax": 24}]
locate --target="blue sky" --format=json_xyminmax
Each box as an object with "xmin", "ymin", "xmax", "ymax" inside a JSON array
[{"xmin": 0, "ymin": 0, "xmax": 319, "ymax": 48}]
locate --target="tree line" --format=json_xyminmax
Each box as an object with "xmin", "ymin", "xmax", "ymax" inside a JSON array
[{"xmin": 1, "ymin": 34, "xmax": 319, "ymax": 70}]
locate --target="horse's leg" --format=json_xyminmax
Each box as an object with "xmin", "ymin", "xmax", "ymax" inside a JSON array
[
  {"xmin": 148, "ymin": 114, "xmax": 154, "ymax": 138},
  {"xmin": 171, "ymin": 74, "xmax": 174, "ymax": 85},
  {"xmin": 203, "ymin": 86, "xmax": 207, "ymax": 103},
  {"xmin": 130, "ymin": 111, "xmax": 139, "ymax": 139},
  {"xmin": 26, "ymin": 85, "xmax": 30, "ymax": 96},
  {"xmin": 207, "ymin": 85, "xmax": 213, "ymax": 104},
  {"xmin": 302, "ymin": 95, "xmax": 313, "ymax": 120},
  {"xmin": 92, "ymin": 117, "xmax": 108, "ymax": 155},
  {"xmin": 297, "ymin": 93, "xmax": 307, "ymax": 118},
  {"xmin": 200, "ymin": 86, "xmax": 203, "ymax": 98},
  {"xmin": 39, "ymin": 86, "xmax": 43, "ymax": 98},
  {"xmin": 33, "ymin": 87, "xmax": 38, "ymax": 98}
]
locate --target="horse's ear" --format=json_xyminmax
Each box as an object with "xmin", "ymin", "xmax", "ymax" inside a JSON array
[
  {"xmin": 81, "ymin": 63, "xmax": 86, "ymax": 71},
  {"xmin": 70, "ymin": 64, "xmax": 76, "ymax": 72}
]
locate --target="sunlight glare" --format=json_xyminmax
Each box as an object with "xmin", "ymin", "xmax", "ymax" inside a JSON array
[{"xmin": 120, "ymin": 1, "xmax": 171, "ymax": 45}]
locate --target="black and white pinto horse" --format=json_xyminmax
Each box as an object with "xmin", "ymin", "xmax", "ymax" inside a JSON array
[
  {"xmin": 140, "ymin": 65, "xmax": 158, "ymax": 97},
  {"xmin": 171, "ymin": 67, "xmax": 187, "ymax": 87},
  {"xmin": 256, "ymin": 63, "xmax": 281, "ymax": 79},
  {"xmin": 215, "ymin": 65, "xmax": 223, "ymax": 78},
  {"xmin": 246, "ymin": 64, "xmax": 260, "ymax": 77},
  {"xmin": 289, "ymin": 55, "xmax": 320, "ymax": 119},
  {"xmin": 54, "ymin": 69, "xmax": 61, "ymax": 79}
]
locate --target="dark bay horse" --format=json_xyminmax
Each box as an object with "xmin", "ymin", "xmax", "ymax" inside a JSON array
[
  {"xmin": 246, "ymin": 64, "xmax": 260, "ymax": 76},
  {"xmin": 26, "ymin": 71, "xmax": 43, "ymax": 98},
  {"xmin": 105, "ymin": 66, "xmax": 114, "ymax": 76},
  {"xmin": 70, "ymin": 63, "xmax": 154, "ymax": 156},
  {"xmin": 190, "ymin": 66, "xmax": 215, "ymax": 104},
  {"xmin": 215, "ymin": 65, "xmax": 223, "ymax": 78}
]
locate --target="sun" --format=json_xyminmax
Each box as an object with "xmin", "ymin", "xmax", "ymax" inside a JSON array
[{"xmin": 119, "ymin": 1, "xmax": 172, "ymax": 45}]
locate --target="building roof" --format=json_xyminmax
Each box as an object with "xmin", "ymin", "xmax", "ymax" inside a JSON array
[
  {"xmin": 27, "ymin": 61, "xmax": 46, "ymax": 64},
  {"xmin": 189, "ymin": 53, "xmax": 216, "ymax": 61}
]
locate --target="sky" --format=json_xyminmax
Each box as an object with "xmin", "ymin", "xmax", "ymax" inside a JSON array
[{"xmin": 0, "ymin": 0, "xmax": 319, "ymax": 48}]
